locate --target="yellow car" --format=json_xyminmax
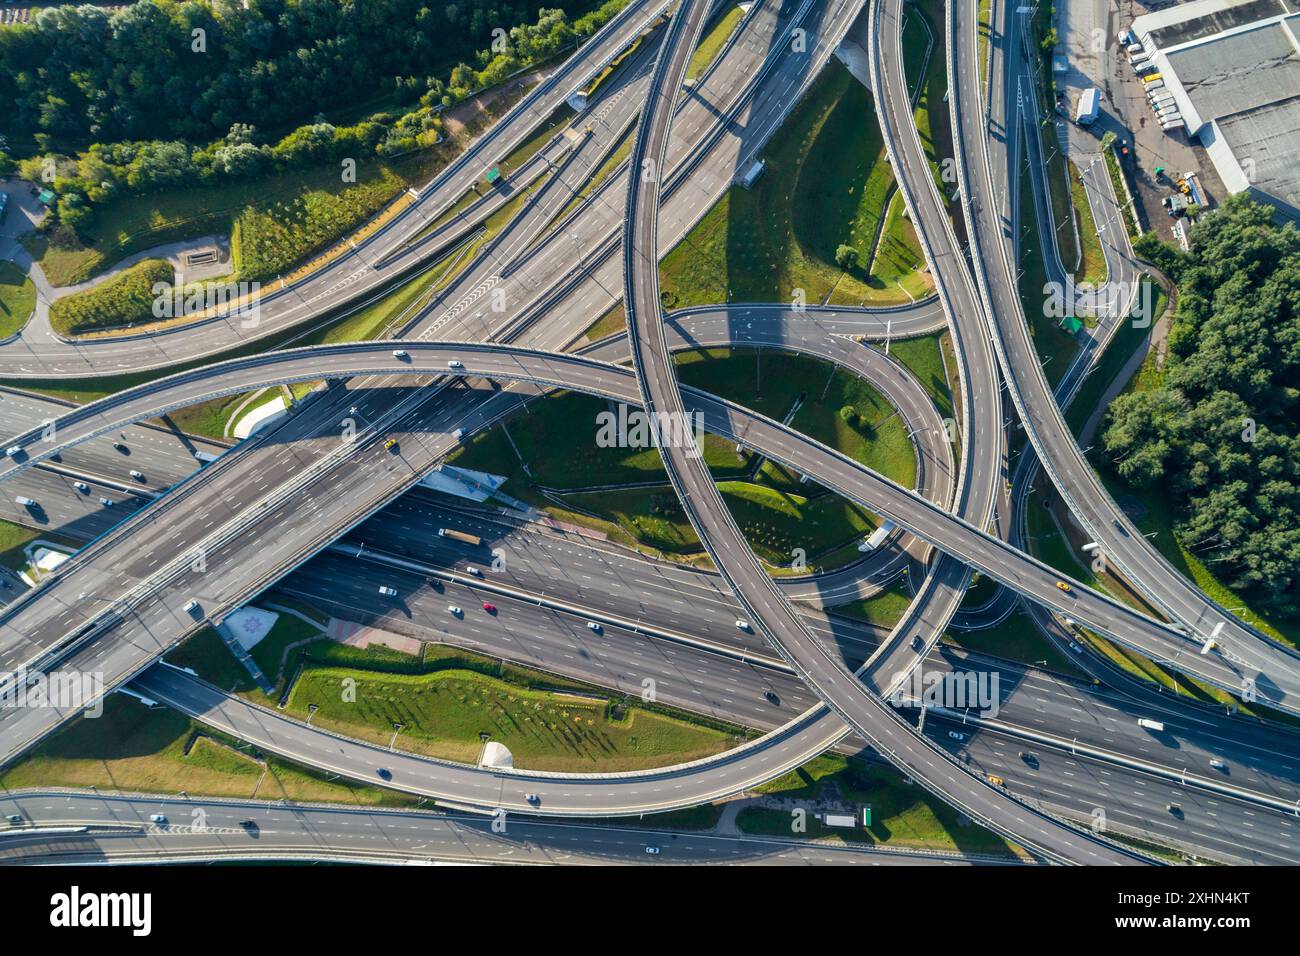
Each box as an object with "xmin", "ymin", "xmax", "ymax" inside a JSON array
[
  {"xmin": 988, "ymin": 775, "xmax": 1005, "ymax": 787},
  {"xmin": 1055, "ymin": 580, "xmax": 1072, "ymax": 593},
  {"xmin": 384, "ymin": 438, "xmax": 398, "ymax": 451}
]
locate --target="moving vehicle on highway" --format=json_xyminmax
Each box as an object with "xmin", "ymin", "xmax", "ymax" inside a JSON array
[
  {"xmin": 438, "ymin": 527, "xmax": 482, "ymax": 545},
  {"xmin": 858, "ymin": 520, "xmax": 895, "ymax": 552}
]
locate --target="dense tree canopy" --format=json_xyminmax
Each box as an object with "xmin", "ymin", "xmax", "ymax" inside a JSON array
[
  {"xmin": 0, "ymin": 0, "xmax": 605, "ymax": 148},
  {"xmin": 1105, "ymin": 196, "xmax": 1300, "ymax": 615}
]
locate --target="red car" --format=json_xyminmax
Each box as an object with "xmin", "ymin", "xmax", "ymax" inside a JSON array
[{"xmin": 482, "ymin": 602, "xmax": 497, "ymax": 614}]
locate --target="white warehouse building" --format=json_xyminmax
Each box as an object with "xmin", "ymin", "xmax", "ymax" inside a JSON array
[{"xmin": 1131, "ymin": 0, "xmax": 1300, "ymax": 218}]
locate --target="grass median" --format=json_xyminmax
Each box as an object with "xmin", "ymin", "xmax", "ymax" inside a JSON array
[
  {"xmin": 449, "ymin": 348, "xmax": 915, "ymax": 567},
  {"xmin": 0, "ymin": 262, "xmax": 36, "ymax": 338},
  {"xmin": 659, "ymin": 60, "xmax": 931, "ymax": 309}
]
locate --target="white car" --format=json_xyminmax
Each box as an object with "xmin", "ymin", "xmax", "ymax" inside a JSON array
[
  {"xmin": 448, "ymin": 605, "xmax": 462, "ymax": 617},
  {"xmin": 447, "ymin": 359, "xmax": 464, "ymax": 369},
  {"xmin": 644, "ymin": 846, "xmax": 660, "ymax": 855},
  {"xmin": 587, "ymin": 621, "xmax": 602, "ymax": 633},
  {"xmin": 99, "ymin": 497, "xmax": 114, "ymax": 507},
  {"xmin": 392, "ymin": 349, "xmax": 409, "ymax": 359},
  {"xmin": 73, "ymin": 481, "xmax": 89, "ymax": 494},
  {"xmin": 467, "ymin": 566, "xmax": 483, "ymax": 577},
  {"xmin": 948, "ymin": 731, "xmax": 966, "ymax": 742},
  {"xmin": 735, "ymin": 620, "xmax": 751, "ymax": 631},
  {"xmin": 378, "ymin": 585, "xmax": 397, "ymax": 597},
  {"xmin": 130, "ymin": 469, "xmax": 145, "ymax": 481},
  {"xmin": 149, "ymin": 814, "xmax": 167, "ymax": 825}
]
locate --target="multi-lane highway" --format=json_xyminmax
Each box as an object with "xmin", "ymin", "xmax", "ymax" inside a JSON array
[
  {"xmin": 2, "ymin": 337, "xmax": 1281, "ymax": 701},
  {"xmin": 0, "ymin": 0, "xmax": 675, "ymax": 378},
  {"xmin": 0, "ymin": 791, "xmax": 1002, "ymax": 866},
  {"xmin": 1, "ymin": 0, "xmax": 1294, "ymax": 866},
  {"xmin": 951, "ymin": 0, "xmax": 1300, "ymax": 708},
  {"xmin": 618, "ymin": 0, "xmax": 1143, "ymax": 864}
]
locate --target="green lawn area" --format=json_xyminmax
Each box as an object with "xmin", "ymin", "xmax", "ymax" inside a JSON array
[
  {"xmin": 28, "ymin": 150, "xmax": 443, "ymax": 289},
  {"xmin": 1017, "ymin": 126, "xmax": 1079, "ymax": 390},
  {"xmin": 677, "ymin": 348, "xmax": 918, "ymax": 488},
  {"xmin": 249, "ymin": 611, "xmax": 324, "ymax": 681},
  {"xmin": 0, "ymin": 694, "xmax": 417, "ymax": 807},
  {"xmin": 833, "ymin": 580, "xmax": 915, "ymax": 631},
  {"xmin": 905, "ymin": 0, "xmax": 956, "ymax": 202},
  {"xmin": 455, "ymin": 349, "xmax": 918, "ymax": 492},
  {"xmin": 1039, "ymin": 128, "xmax": 1081, "ymax": 281},
  {"xmin": 453, "ymin": 389, "xmax": 751, "ymax": 491},
  {"xmin": 738, "ymin": 753, "xmax": 1022, "ymax": 857},
  {"xmin": 943, "ymin": 611, "xmax": 1083, "ymax": 676},
  {"xmin": 165, "ymin": 390, "xmax": 266, "ymax": 441},
  {"xmin": 48, "ymin": 258, "xmax": 174, "ymax": 336},
  {"xmin": 284, "ymin": 662, "xmax": 740, "ymax": 772},
  {"xmin": 449, "ymin": 348, "xmax": 913, "ymax": 566},
  {"xmin": 564, "ymin": 479, "xmax": 880, "ymax": 565},
  {"xmin": 977, "ymin": 0, "xmax": 992, "ymax": 95},
  {"xmin": 889, "ymin": 331, "xmax": 956, "ymax": 424},
  {"xmin": 688, "ymin": 4, "xmax": 744, "ymax": 81},
  {"xmin": 583, "ymin": 303, "xmax": 626, "ymax": 341},
  {"xmin": 1, "ymin": 218, "xmax": 500, "ymax": 405},
  {"xmin": 1069, "ymin": 160, "xmax": 1107, "ymax": 285},
  {"xmin": 0, "ymin": 261, "xmax": 36, "ymax": 338},
  {"xmin": 659, "ymin": 60, "xmax": 931, "ymax": 309},
  {"xmin": 0, "ymin": 519, "xmax": 79, "ymax": 573}
]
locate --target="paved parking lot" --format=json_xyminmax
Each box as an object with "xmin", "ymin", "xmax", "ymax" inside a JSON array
[{"xmin": 1056, "ymin": 0, "xmax": 1228, "ymax": 241}]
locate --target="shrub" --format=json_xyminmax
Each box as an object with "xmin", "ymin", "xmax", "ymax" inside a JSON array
[{"xmin": 49, "ymin": 258, "xmax": 174, "ymax": 336}]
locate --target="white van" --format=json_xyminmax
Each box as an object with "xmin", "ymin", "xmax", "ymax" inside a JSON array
[{"xmin": 14, "ymin": 496, "xmax": 34, "ymax": 507}]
